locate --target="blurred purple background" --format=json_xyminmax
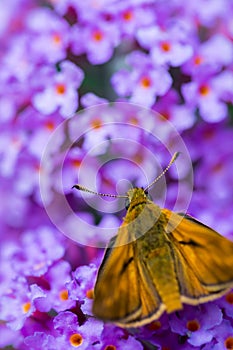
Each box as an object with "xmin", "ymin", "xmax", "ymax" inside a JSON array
[{"xmin": 0, "ymin": 0, "xmax": 233, "ymax": 349}]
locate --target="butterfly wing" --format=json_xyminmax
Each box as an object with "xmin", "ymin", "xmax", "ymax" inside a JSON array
[
  {"xmin": 163, "ymin": 209, "xmax": 233, "ymax": 303},
  {"xmin": 125, "ymin": 255, "xmax": 165, "ymax": 327},
  {"xmin": 93, "ymin": 226, "xmax": 164, "ymax": 327},
  {"xmin": 93, "ymin": 229, "xmax": 141, "ymax": 323}
]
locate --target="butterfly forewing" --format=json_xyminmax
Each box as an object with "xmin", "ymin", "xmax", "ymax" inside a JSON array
[{"xmin": 93, "ymin": 229, "xmax": 141, "ymax": 322}]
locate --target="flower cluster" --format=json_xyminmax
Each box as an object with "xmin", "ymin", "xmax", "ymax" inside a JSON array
[{"xmin": 0, "ymin": 0, "xmax": 233, "ymax": 349}]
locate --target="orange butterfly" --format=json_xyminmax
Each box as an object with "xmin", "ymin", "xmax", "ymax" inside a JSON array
[{"xmin": 73, "ymin": 153, "xmax": 233, "ymax": 327}]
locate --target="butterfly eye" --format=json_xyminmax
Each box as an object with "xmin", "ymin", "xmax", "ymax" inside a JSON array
[{"xmin": 125, "ymin": 198, "xmax": 130, "ymax": 210}]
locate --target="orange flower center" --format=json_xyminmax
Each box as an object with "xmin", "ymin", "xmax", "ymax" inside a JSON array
[
  {"xmin": 140, "ymin": 76, "xmax": 151, "ymax": 88},
  {"xmin": 86, "ymin": 289, "xmax": 94, "ymax": 299},
  {"xmin": 147, "ymin": 320, "xmax": 161, "ymax": 331},
  {"xmin": 226, "ymin": 292, "xmax": 233, "ymax": 304},
  {"xmin": 45, "ymin": 121, "xmax": 55, "ymax": 131},
  {"xmin": 203, "ymin": 129, "xmax": 215, "ymax": 139},
  {"xmin": 194, "ymin": 55, "xmax": 203, "ymax": 65},
  {"xmin": 71, "ymin": 159, "xmax": 82, "ymax": 168},
  {"xmin": 122, "ymin": 10, "xmax": 133, "ymax": 21},
  {"xmin": 128, "ymin": 116, "xmax": 139, "ymax": 125},
  {"xmin": 159, "ymin": 112, "xmax": 170, "ymax": 121},
  {"xmin": 225, "ymin": 337, "xmax": 233, "ymax": 349},
  {"xmin": 91, "ymin": 118, "xmax": 102, "ymax": 129},
  {"xmin": 161, "ymin": 41, "xmax": 171, "ymax": 52},
  {"xmin": 56, "ymin": 83, "xmax": 66, "ymax": 95},
  {"xmin": 104, "ymin": 346, "xmax": 116, "ymax": 350},
  {"xmin": 212, "ymin": 162, "xmax": 223, "ymax": 172},
  {"xmin": 92, "ymin": 30, "xmax": 104, "ymax": 42},
  {"xmin": 59, "ymin": 289, "xmax": 69, "ymax": 301},
  {"xmin": 133, "ymin": 153, "xmax": 143, "ymax": 164},
  {"xmin": 199, "ymin": 85, "xmax": 210, "ymax": 96},
  {"xmin": 69, "ymin": 333, "xmax": 83, "ymax": 347},
  {"xmin": 22, "ymin": 302, "xmax": 31, "ymax": 313},
  {"xmin": 186, "ymin": 319, "xmax": 200, "ymax": 332},
  {"xmin": 53, "ymin": 33, "xmax": 61, "ymax": 45}
]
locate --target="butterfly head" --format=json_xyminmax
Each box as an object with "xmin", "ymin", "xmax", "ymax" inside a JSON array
[{"xmin": 125, "ymin": 187, "xmax": 149, "ymax": 209}]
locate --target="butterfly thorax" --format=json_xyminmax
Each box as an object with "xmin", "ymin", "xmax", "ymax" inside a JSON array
[{"xmin": 122, "ymin": 188, "xmax": 162, "ymax": 239}]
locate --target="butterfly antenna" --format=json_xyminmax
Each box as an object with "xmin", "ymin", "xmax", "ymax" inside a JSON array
[
  {"xmin": 72, "ymin": 184, "xmax": 128, "ymax": 198},
  {"xmin": 144, "ymin": 152, "xmax": 180, "ymax": 192}
]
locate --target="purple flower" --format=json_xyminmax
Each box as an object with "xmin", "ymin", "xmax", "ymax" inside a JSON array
[
  {"xmin": 186, "ymin": 0, "xmax": 231, "ymax": 27},
  {"xmin": 71, "ymin": 21, "xmax": 120, "ymax": 64},
  {"xmin": 80, "ymin": 93, "xmax": 108, "ymax": 108},
  {"xmin": 212, "ymin": 70, "xmax": 233, "ymax": 104},
  {"xmin": 26, "ymin": 7, "xmax": 70, "ymax": 64},
  {"xmin": 111, "ymin": 51, "xmax": 172, "ymax": 107},
  {"xmin": 153, "ymin": 89, "xmax": 195, "ymax": 131},
  {"xmin": 12, "ymin": 226, "xmax": 65, "ymax": 277},
  {"xmin": 202, "ymin": 319, "xmax": 233, "ymax": 350},
  {"xmin": 137, "ymin": 24, "xmax": 193, "ymax": 67},
  {"xmin": 112, "ymin": 3, "xmax": 155, "ymax": 36},
  {"xmin": 53, "ymin": 311, "xmax": 104, "ymax": 349},
  {"xmin": 1, "ymin": 34, "xmax": 35, "ymax": 83},
  {"xmin": 169, "ymin": 303, "xmax": 222, "ymax": 347},
  {"xmin": 0, "ymin": 180, "xmax": 29, "ymax": 229},
  {"xmin": 182, "ymin": 34, "xmax": 233, "ymax": 76},
  {"xmin": 0, "ymin": 278, "xmax": 45, "ymax": 330},
  {"xmin": 34, "ymin": 260, "xmax": 75, "ymax": 313},
  {"xmin": 32, "ymin": 61, "xmax": 84, "ymax": 117},
  {"xmin": 26, "ymin": 114, "xmax": 65, "ymax": 160},
  {"xmin": 0, "ymin": 94, "xmax": 16, "ymax": 123},
  {"xmin": 61, "ymin": 146, "xmax": 99, "ymax": 194},
  {"xmin": 24, "ymin": 332, "xmax": 59, "ymax": 350},
  {"xmin": 182, "ymin": 74, "xmax": 228, "ymax": 122},
  {"xmin": 101, "ymin": 324, "xmax": 144, "ymax": 350},
  {"xmin": 0, "ymin": 130, "xmax": 26, "ymax": 177},
  {"xmin": 0, "ymin": 324, "xmax": 23, "ymax": 349},
  {"xmin": 66, "ymin": 264, "xmax": 97, "ymax": 314},
  {"xmin": 216, "ymin": 290, "xmax": 233, "ymax": 320}
]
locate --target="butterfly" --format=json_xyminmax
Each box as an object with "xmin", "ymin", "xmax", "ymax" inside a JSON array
[{"xmin": 73, "ymin": 153, "xmax": 233, "ymax": 328}]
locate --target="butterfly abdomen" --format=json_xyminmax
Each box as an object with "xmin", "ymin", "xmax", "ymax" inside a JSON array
[{"xmin": 139, "ymin": 233, "xmax": 183, "ymax": 314}]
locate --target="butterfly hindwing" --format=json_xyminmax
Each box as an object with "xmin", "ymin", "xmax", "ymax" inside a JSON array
[{"xmin": 163, "ymin": 209, "xmax": 233, "ymax": 296}]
